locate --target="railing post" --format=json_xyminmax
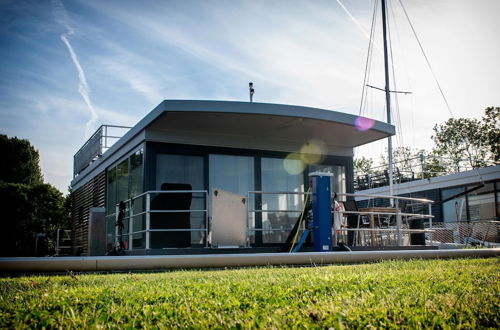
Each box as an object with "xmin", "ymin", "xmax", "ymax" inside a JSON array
[
  {"xmin": 246, "ymin": 192, "xmax": 251, "ymax": 248},
  {"xmin": 396, "ymin": 199, "xmax": 402, "ymax": 246},
  {"xmin": 428, "ymin": 203, "xmax": 433, "ymax": 245},
  {"xmin": 128, "ymin": 199, "xmax": 133, "ymax": 251},
  {"xmin": 115, "ymin": 203, "xmax": 119, "ymax": 248},
  {"xmin": 145, "ymin": 193, "xmax": 151, "ymax": 250},
  {"xmin": 205, "ymin": 191, "xmax": 209, "ymax": 248},
  {"xmin": 55, "ymin": 229, "xmax": 61, "ymax": 256}
]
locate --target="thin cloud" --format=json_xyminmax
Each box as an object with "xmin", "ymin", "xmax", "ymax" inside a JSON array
[
  {"xmin": 335, "ymin": 0, "xmax": 382, "ymax": 55},
  {"xmin": 52, "ymin": 0, "xmax": 98, "ymax": 138}
]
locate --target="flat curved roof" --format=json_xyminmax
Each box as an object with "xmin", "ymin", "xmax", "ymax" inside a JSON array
[
  {"xmin": 146, "ymin": 100, "xmax": 394, "ymax": 146},
  {"xmin": 72, "ymin": 100, "xmax": 394, "ymax": 188}
]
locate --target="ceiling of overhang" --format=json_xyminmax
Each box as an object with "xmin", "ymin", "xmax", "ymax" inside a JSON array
[{"xmin": 147, "ymin": 111, "xmax": 392, "ymax": 148}]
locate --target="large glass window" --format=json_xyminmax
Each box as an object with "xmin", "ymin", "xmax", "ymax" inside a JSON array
[
  {"xmin": 209, "ymin": 154, "xmax": 254, "ymax": 196},
  {"xmin": 467, "ymin": 183, "xmax": 496, "ymax": 221},
  {"xmin": 441, "ymin": 187, "xmax": 467, "ymax": 222},
  {"xmin": 130, "ymin": 150, "xmax": 144, "ymax": 248},
  {"xmin": 261, "ymin": 157, "xmax": 304, "ymax": 243},
  {"xmin": 155, "ymin": 154, "xmax": 205, "ymax": 246},
  {"xmin": 105, "ymin": 148, "xmax": 144, "ymax": 250},
  {"xmin": 116, "ymin": 159, "xmax": 129, "ymax": 204},
  {"xmin": 106, "ymin": 168, "xmax": 117, "ymax": 249},
  {"xmin": 309, "ymin": 164, "xmax": 346, "ymax": 201},
  {"xmin": 156, "ymin": 154, "xmax": 204, "ymax": 190}
]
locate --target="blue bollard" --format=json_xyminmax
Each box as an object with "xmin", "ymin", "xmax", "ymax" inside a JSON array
[{"xmin": 309, "ymin": 172, "xmax": 333, "ymax": 252}]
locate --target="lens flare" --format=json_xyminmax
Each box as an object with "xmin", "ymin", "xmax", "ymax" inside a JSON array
[
  {"xmin": 284, "ymin": 153, "xmax": 305, "ymax": 175},
  {"xmin": 300, "ymin": 140, "xmax": 326, "ymax": 165},
  {"xmin": 355, "ymin": 116, "xmax": 375, "ymax": 131}
]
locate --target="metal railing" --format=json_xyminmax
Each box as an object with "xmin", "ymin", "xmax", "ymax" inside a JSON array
[
  {"xmin": 54, "ymin": 229, "xmax": 72, "ymax": 256},
  {"xmin": 73, "ymin": 125, "xmax": 131, "ymax": 177},
  {"xmin": 111, "ymin": 190, "xmax": 209, "ymax": 250},
  {"xmin": 247, "ymin": 191, "xmax": 435, "ymax": 247},
  {"xmin": 247, "ymin": 191, "xmax": 308, "ymax": 247},
  {"xmin": 354, "ymin": 157, "xmax": 499, "ymax": 191},
  {"xmin": 425, "ymin": 219, "xmax": 500, "ymax": 247}
]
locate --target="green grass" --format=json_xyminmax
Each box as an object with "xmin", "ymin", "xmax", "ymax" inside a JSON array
[{"xmin": 0, "ymin": 258, "xmax": 498, "ymax": 328}]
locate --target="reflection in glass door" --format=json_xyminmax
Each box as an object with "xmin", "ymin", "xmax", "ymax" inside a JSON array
[{"xmin": 209, "ymin": 154, "xmax": 254, "ymax": 197}]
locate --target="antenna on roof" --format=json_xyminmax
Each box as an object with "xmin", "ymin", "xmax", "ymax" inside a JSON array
[{"xmin": 249, "ymin": 82, "xmax": 254, "ymax": 102}]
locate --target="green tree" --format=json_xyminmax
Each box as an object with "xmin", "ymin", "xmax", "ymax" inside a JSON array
[
  {"xmin": 0, "ymin": 135, "xmax": 70, "ymax": 256},
  {"xmin": 0, "ymin": 134, "xmax": 43, "ymax": 185},
  {"xmin": 353, "ymin": 156, "xmax": 373, "ymax": 176},
  {"xmin": 482, "ymin": 107, "xmax": 500, "ymax": 162},
  {"xmin": 431, "ymin": 117, "xmax": 489, "ymax": 171}
]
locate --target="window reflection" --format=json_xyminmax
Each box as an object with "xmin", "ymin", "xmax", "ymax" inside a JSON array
[
  {"xmin": 309, "ymin": 164, "xmax": 346, "ymax": 201},
  {"xmin": 261, "ymin": 157, "xmax": 304, "ymax": 243},
  {"xmin": 209, "ymin": 154, "xmax": 254, "ymax": 196},
  {"xmin": 467, "ymin": 183, "xmax": 496, "ymax": 221},
  {"xmin": 441, "ymin": 187, "xmax": 466, "ymax": 222},
  {"xmin": 156, "ymin": 154, "xmax": 205, "ymax": 246}
]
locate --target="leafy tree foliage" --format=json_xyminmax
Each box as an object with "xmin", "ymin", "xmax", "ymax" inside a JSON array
[
  {"xmin": 353, "ymin": 156, "xmax": 373, "ymax": 176},
  {"xmin": 0, "ymin": 135, "xmax": 70, "ymax": 256},
  {"xmin": 0, "ymin": 134, "xmax": 43, "ymax": 185},
  {"xmin": 482, "ymin": 107, "xmax": 500, "ymax": 162},
  {"xmin": 431, "ymin": 107, "xmax": 499, "ymax": 170}
]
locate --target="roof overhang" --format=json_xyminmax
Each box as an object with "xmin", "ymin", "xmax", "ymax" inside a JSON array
[
  {"xmin": 71, "ymin": 100, "xmax": 395, "ymax": 188},
  {"xmin": 147, "ymin": 100, "xmax": 394, "ymax": 148}
]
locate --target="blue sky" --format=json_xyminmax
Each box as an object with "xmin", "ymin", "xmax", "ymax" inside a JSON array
[{"xmin": 1, "ymin": 0, "xmax": 499, "ymax": 193}]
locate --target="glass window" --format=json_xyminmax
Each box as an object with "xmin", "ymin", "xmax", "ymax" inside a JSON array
[
  {"xmin": 467, "ymin": 183, "xmax": 496, "ymax": 221},
  {"xmin": 106, "ymin": 168, "xmax": 117, "ymax": 215},
  {"xmin": 441, "ymin": 187, "xmax": 466, "ymax": 222},
  {"xmin": 261, "ymin": 157, "xmax": 304, "ymax": 243},
  {"xmin": 309, "ymin": 164, "xmax": 346, "ymax": 201},
  {"xmin": 129, "ymin": 149, "xmax": 144, "ymax": 247},
  {"xmin": 129, "ymin": 149, "xmax": 144, "ymax": 197},
  {"xmin": 209, "ymin": 154, "xmax": 254, "ymax": 197},
  {"xmin": 105, "ymin": 168, "xmax": 117, "ymax": 250},
  {"xmin": 105, "ymin": 149, "xmax": 144, "ymax": 250},
  {"xmin": 116, "ymin": 159, "xmax": 129, "ymax": 203},
  {"xmin": 156, "ymin": 154, "xmax": 204, "ymax": 190},
  {"xmin": 155, "ymin": 154, "xmax": 205, "ymax": 246}
]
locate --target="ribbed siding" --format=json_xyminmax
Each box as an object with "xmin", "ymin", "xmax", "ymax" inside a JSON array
[{"xmin": 71, "ymin": 171, "xmax": 106, "ymax": 255}]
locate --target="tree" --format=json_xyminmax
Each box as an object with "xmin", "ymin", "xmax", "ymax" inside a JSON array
[
  {"xmin": 431, "ymin": 117, "xmax": 489, "ymax": 171},
  {"xmin": 482, "ymin": 107, "xmax": 500, "ymax": 162},
  {"xmin": 0, "ymin": 135, "xmax": 69, "ymax": 256},
  {"xmin": 0, "ymin": 134, "xmax": 43, "ymax": 185},
  {"xmin": 354, "ymin": 156, "xmax": 373, "ymax": 176},
  {"xmin": 379, "ymin": 147, "xmax": 429, "ymax": 179}
]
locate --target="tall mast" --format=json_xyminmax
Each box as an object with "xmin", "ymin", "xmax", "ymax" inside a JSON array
[{"xmin": 381, "ymin": 0, "xmax": 394, "ymax": 202}]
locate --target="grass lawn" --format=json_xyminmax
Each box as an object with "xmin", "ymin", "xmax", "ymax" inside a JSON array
[{"xmin": 0, "ymin": 257, "xmax": 498, "ymax": 328}]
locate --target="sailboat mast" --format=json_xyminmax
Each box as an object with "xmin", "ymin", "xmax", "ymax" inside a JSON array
[{"xmin": 381, "ymin": 0, "xmax": 394, "ymax": 201}]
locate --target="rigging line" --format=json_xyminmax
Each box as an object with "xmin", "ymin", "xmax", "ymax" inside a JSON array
[
  {"xmin": 388, "ymin": 0, "xmax": 403, "ymax": 150},
  {"xmin": 387, "ymin": 0, "xmax": 404, "ymax": 149},
  {"xmin": 363, "ymin": 3, "xmax": 378, "ymax": 117},
  {"xmin": 358, "ymin": 0, "xmax": 379, "ymax": 117},
  {"xmin": 335, "ymin": 0, "xmax": 383, "ymax": 54},
  {"xmin": 398, "ymin": 0, "xmax": 454, "ymax": 118},
  {"xmin": 390, "ymin": 0, "xmax": 416, "ymax": 147}
]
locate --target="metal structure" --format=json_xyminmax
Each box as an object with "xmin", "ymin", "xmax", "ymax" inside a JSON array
[
  {"xmin": 1, "ymin": 249, "xmax": 498, "ymax": 272},
  {"xmin": 109, "ymin": 190, "xmax": 210, "ymax": 251},
  {"xmin": 73, "ymin": 125, "xmax": 131, "ymax": 177},
  {"xmin": 55, "ymin": 229, "xmax": 72, "ymax": 256}
]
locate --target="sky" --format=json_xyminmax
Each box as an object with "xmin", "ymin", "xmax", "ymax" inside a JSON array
[{"xmin": 1, "ymin": 0, "xmax": 499, "ymax": 193}]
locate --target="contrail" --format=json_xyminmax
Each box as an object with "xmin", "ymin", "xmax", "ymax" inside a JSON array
[
  {"xmin": 335, "ymin": 0, "xmax": 382, "ymax": 54},
  {"xmin": 60, "ymin": 35, "xmax": 98, "ymax": 137},
  {"xmin": 52, "ymin": 0, "xmax": 98, "ymax": 138}
]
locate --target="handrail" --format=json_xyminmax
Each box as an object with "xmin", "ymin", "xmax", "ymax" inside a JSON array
[
  {"xmin": 247, "ymin": 190, "xmax": 435, "ymax": 247},
  {"xmin": 114, "ymin": 190, "xmax": 209, "ymax": 251},
  {"xmin": 339, "ymin": 192, "xmax": 433, "ymax": 204}
]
